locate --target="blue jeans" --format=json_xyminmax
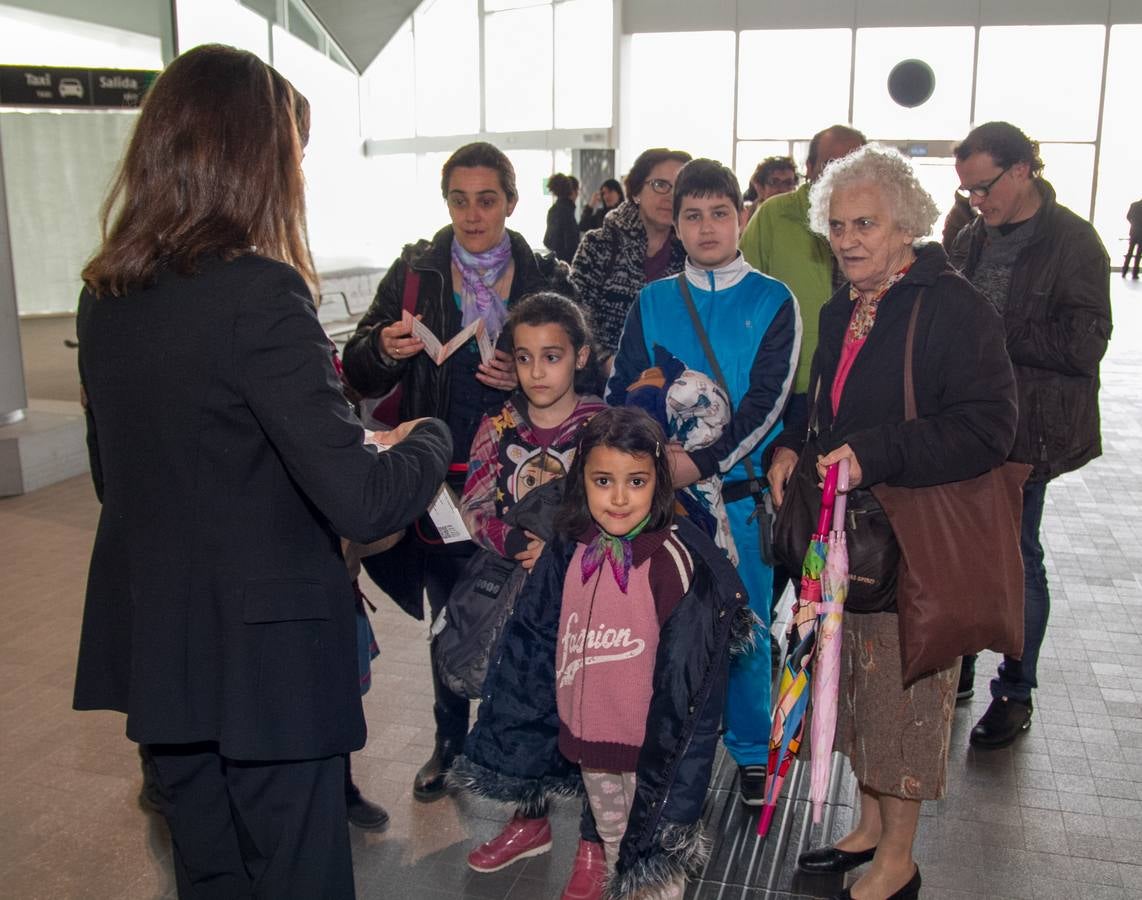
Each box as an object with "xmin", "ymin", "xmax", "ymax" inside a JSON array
[{"xmin": 990, "ymin": 479, "xmax": 1050, "ymax": 704}]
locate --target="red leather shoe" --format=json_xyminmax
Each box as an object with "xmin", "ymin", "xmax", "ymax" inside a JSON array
[
  {"xmin": 560, "ymin": 839, "xmax": 607, "ymax": 900},
  {"xmin": 467, "ymin": 814, "xmax": 553, "ymax": 873}
]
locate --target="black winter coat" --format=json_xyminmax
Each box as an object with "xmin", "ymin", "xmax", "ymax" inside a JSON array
[
  {"xmin": 544, "ymin": 197, "xmax": 580, "ymax": 263},
  {"xmin": 341, "ymin": 226, "xmax": 573, "ymax": 421},
  {"xmin": 949, "ymin": 179, "xmax": 1111, "ymax": 481},
  {"xmin": 774, "ymin": 243, "xmax": 1018, "ymax": 489},
  {"xmin": 451, "ymin": 519, "xmax": 751, "ymax": 899},
  {"xmin": 74, "ymin": 256, "xmax": 451, "ymax": 760}
]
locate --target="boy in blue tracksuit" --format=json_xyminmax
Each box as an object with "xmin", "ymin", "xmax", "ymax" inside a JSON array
[{"xmin": 606, "ymin": 158, "xmax": 801, "ymax": 805}]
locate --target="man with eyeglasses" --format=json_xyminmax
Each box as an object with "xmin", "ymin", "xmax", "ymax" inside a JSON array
[{"xmin": 949, "ymin": 121, "xmax": 1111, "ymax": 749}]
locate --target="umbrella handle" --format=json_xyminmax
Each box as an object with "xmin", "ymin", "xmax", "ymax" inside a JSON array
[
  {"xmin": 833, "ymin": 458, "xmax": 849, "ymax": 531},
  {"xmin": 817, "ymin": 463, "xmax": 839, "ymax": 534}
]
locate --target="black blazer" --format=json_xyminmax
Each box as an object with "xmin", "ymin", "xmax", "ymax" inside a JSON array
[{"xmin": 73, "ymin": 255, "xmax": 451, "ymax": 761}]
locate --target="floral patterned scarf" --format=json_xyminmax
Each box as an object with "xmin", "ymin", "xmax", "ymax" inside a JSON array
[
  {"xmin": 846, "ymin": 265, "xmax": 911, "ymax": 341},
  {"xmin": 580, "ymin": 515, "xmax": 652, "ymax": 593}
]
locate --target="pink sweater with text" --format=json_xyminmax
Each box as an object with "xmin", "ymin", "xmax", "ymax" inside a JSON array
[{"xmin": 556, "ymin": 526, "xmax": 694, "ymax": 770}]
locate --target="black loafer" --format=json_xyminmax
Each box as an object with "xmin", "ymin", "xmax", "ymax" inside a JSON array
[
  {"xmin": 832, "ymin": 866, "xmax": 920, "ymax": 899},
  {"xmin": 798, "ymin": 844, "xmax": 877, "ymax": 874},
  {"xmin": 970, "ymin": 696, "xmax": 1032, "ymax": 748}
]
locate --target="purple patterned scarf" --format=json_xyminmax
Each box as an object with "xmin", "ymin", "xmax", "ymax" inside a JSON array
[
  {"xmin": 580, "ymin": 515, "xmax": 652, "ymax": 593},
  {"xmin": 451, "ymin": 232, "xmax": 512, "ymax": 342}
]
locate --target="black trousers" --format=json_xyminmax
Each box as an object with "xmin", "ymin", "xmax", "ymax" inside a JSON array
[{"xmin": 148, "ymin": 742, "xmax": 354, "ymax": 900}]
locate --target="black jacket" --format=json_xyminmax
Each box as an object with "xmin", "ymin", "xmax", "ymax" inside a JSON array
[
  {"xmin": 949, "ymin": 179, "xmax": 1111, "ymax": 481},
  {"xmin": 775, "ymin": 243, "xmax": 1017, "ymax": 489},
  {"xmin": 341, "ymin": 226, "xmax": 573, "ymax": 422},
  {"xmin": 74, "ymin": 255, "xmax": 451, "ymax": 759},
  {"xmin": 451, "ymin": 519, "xmax": 751, "ymax": 899},
  {"xmin": 544, "ymin": 197, "xmax": 580, "ymax": 263}
]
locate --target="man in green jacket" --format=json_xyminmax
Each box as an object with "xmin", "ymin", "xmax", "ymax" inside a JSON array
[{"xmin": 741, "ymin": 124, "xmax": 865, "ymax": 416}]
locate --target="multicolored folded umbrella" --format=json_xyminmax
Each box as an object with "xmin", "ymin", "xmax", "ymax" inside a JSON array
[
  {"xmin": 758, "ymin": 463, "xmax": 841, "ymax": 837},
  {"xmin": 810, "ymin": 459, "xmax": 850, "ymax": 822}
]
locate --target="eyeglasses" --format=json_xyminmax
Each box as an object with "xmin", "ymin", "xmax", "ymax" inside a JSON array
[
  {"xmin": 956, "ymin": 165, "xmax": 1011, "ymax": 200},
  {"xmin": 647, "ymin": 178, "xmax": 674, "ymax": 195},
  {"xmin": 765, "ymin": 175, "xmax": 798, "ymax": 189}
]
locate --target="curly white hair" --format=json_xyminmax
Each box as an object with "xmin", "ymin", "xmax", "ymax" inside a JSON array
[{"xmin": 807, "ymin": 144, "xmax": 940, "ymax": 241}]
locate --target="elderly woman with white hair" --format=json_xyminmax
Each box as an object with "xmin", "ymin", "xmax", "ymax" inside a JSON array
[{"xmin": 766, "ymin": 146, "xmax": 1017, "ymax": 900}]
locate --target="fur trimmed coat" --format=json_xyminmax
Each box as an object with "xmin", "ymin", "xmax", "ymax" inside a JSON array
[{"xmin": 451, "ymin": 518, "xmax": 752, "ymax": 899}]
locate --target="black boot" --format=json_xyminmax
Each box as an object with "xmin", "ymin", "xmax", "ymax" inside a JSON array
[
  {"xmin": 414, "ymin": 738, "xmax": 459, "ymax": 802},
  {"xmin": 970, "ymin": 696, "xmax": 1032, "ymax": 748},
  {"xmin": 344, "ymin": 754, "xmax": 389, "ymax": 830}
]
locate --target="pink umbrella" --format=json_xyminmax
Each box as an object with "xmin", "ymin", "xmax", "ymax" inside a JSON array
[
  {"xmin": 810, "ymin": 459, "xmax": 850, "ymax": 822},
  {"xmin": 757, "ymin": 464, "xmax": 841, "ymax": 837}
]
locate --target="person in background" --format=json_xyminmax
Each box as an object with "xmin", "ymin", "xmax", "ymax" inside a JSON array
[
  {"xmin": 544, "ymin": 173, "xmax": 582, "ymax": 264},
  {"xmin": 579, "ymin": 178, "xmax": 625, "ymax": 232},
  {"xmin": 739, "ymin": 124, "xmax": 866, "ymax": 613},
  {"xmin": 1125, "ymin": 198, "xmax": 1142, "ymax": 279},
  {"xmin": 769, "ymin": 144, "xmax": 1017, "ymax": 900},
  {"xmin": 606, "ymin": 158, "xmax": 799, "ymax": 808},
  {"xmin": 740, "ymin": 156, "xmax": 800, "ymax": 228},
  {"xmin": 950, "ymin": 122, "xmax": 1111, "ymax": 741},
  {"xmin": 571, "ymin": 148, "xmax": 692, "ymax": 369},
  {"xmin": 73, "ymin": 44, "xmax": 451, "ymax": 898},
  {"xmin": 341, "ymin": 141, "xmax": 573, "ymax": 804}
]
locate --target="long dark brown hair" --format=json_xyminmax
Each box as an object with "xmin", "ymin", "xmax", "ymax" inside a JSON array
[
  {"xmin": 557, "ymin": 407, "xmax": 675, "ymax": 538},
  {"xmin": 83, "ymin": 44, "xmax": 316, "ymax": 297}
]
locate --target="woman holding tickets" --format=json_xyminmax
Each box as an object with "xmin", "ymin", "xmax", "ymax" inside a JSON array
[
  {"xmin": 73, "ymin": 45, "xmax": 451, "ymax": 898},
  {"xmin": 341, "ymin": 141, "xmax": 574, "ymax": 803},
  {"xmin": 766, "ymin": 146, "xmax": 1016, "ymax": 900}
]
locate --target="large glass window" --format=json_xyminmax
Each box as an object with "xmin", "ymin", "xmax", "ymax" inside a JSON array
[
  {"xmin": 626, "ymin": 31, "xmax": 735, "ymax": 166},
  {"xmin": 554, "ymin": 0, "xmax": 612, "ymax": 129},
  {"xmin": 485, "ymin": 5, "xmax": 553, "ymax": 132},
  {"xmin": 360, "ymin": 21, "xmax": 415, "ymax": 141},
  {"xmin": 734, "ymin": 140, "xmax": 794, "ymax": 192},
  {"xmin": 0, "ymin": 5, "xmax": 164, "ymax": 68},
  {"xmin": 414, "ymin": 0, "xmax": 479, "ymax": 136},
  {"xmin": 176, "ymin": 0, "xmax": 270, "ymax": 61},
  {"xmin": 852, "ymin": 27, "xmax": 973, "ymax": 139},
  {"xmin": 1093, "ymin": 25, "xmax": 1142, "ymax": 263},
  {"xmin": 737, "ymin": 29, "xmax": 851, "ymax": 139},
  {"xmin": 975, "ymin": 25, "xmax": 1104, "ymax": 143},
  {"xmin": 1038, "ymin": 143, "xmax": 1095, "ymax": 223}
]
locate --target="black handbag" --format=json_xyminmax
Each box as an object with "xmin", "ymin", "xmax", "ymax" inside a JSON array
[
  {"xmin": 431, "ymin": 478, "xmax": 566, "ymax": 699},
  {"xmin": 772, "ymin": 433, "xmax": 899, "ymax": 613}
]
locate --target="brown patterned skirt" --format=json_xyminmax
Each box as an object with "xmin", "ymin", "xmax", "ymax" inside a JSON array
[{"xmin": 834, "ymin": 611, "xmax": 959, "ymax": 801}]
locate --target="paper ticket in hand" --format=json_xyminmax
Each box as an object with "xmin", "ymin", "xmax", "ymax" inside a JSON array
[
  {"xmin": 427, "ymin": 484, "xmax": 471, "ymax": 544},
  {"xmin": 403, "ymin": 311, "xmax": 493, "ymax": 366}
]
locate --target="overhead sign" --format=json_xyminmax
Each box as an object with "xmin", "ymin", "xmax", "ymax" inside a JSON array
[{"xmin": 0, "ymin": 66, "xmax": 159, "ymax": 109}]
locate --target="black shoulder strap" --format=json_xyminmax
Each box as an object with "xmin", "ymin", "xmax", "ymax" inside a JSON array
[{"xmin": 675, "ymin": 273, "xmax": 759, "ymax": 484}]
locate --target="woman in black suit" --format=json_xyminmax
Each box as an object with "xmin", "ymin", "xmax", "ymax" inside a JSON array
[{"xmin": 72, "ymin": 45, "xmax": 451, "ymax": 899}]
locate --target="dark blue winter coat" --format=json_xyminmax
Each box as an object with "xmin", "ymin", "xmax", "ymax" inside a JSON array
[{"xmin": 451, "ymin": 517, "xmax": 751, "ymax": 899}]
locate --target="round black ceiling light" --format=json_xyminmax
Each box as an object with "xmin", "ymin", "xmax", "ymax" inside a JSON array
[{"xmin": 887, "ymin": 59, "xmax": 936, "ymax": 108}]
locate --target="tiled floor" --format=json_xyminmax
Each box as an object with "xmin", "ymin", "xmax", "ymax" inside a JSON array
[{"xmin": 1, "ymin": 276, "xmax": 1139, "ymax": 899}]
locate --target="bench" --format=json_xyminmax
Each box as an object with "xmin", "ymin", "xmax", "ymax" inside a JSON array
[{"xmin": 317, "ymin": 267, "xmax": 386, "ymax": 347}]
